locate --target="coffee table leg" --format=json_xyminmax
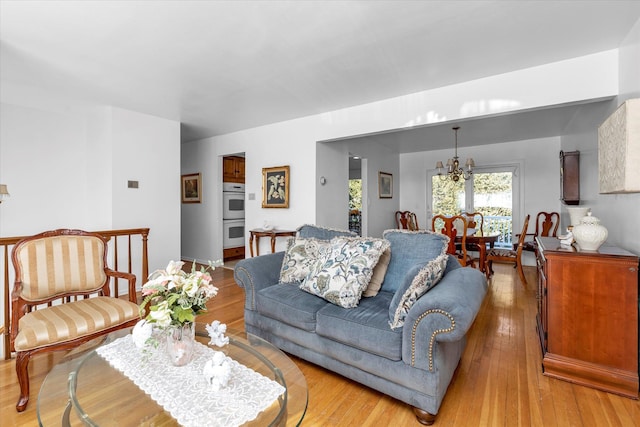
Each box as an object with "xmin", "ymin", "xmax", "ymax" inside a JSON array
[{"xmin": 62, "ymin": 399, "xmax": 72, "ymax": 426}]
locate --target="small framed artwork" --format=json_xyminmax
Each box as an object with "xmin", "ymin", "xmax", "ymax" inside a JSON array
[
  {"xmin": 181, "ymin": 173, "xmax": 201, "ymax": 203},
  {"xmin": 378, "ymin": 172, "xmax": 393, "ymax": 198},
  {"xmin": 262, "ymin": 165, "xmax": 290, "ymax": 208}
]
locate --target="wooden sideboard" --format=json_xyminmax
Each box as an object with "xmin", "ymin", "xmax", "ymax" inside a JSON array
[{"xmin": 535, "ymin": 237, "xmax": 639, "ymax": 398}]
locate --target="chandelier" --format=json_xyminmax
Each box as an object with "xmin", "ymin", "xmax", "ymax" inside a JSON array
[{"xmin": 436, "ymin": 126, "xmax": 474, "ymax": 182}]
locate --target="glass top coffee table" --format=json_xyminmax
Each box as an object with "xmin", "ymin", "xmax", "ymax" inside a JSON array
[{"xmin": 37, "ymin": 324, "xmax": 308, "ymax": 426}]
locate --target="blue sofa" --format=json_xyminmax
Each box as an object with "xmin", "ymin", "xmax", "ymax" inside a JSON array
[{"xmin": 234, "ymin": 225, "xmax": 487, "ymax": 425}]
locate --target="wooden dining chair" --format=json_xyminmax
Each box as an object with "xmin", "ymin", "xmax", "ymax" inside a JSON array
[
  {"xmin": 10, "ymin": 229, "xmax": 141, "ymax": 411},
  {"xmin": 431, "ymin": 215, "xmax": 475, "ymax": 267},
  {"xmin": 520, "ymin": 211, "xmax": 559, "ymax": 252},
  {"xmin": 462, "ymin": 211, "xmax": 484, "ymax": 233},
  {"xmin": 462, "ymin": 211, "xmax": 485, "ymax": 266},
  {"xmin": 486, "ymin": 215, "xmax": 530, "ymax": 287},
  {"xmin": 395, "ymin": 211, "xmax": 419, "ymax": 231}
]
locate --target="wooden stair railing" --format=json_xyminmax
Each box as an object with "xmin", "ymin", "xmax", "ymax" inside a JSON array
[{"xmin": 0, "ymin": 227, "xmax": 149, "ymax": 360}]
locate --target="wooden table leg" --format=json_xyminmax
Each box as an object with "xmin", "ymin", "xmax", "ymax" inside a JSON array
[
  {"xmin": 249, "ymin": 233, "xmax": 255, "ymax": 257},
  {"xmin": 255, "ymin": 235, "xmax": 261, "ymax": 256},
  {"xmin": 479, "ymin": 245, "xmax": 487, "ymax": 274}
]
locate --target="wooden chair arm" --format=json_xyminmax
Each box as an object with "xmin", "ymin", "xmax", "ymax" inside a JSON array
[{"xmin": 105, "ymin": 269, "xmax": 137, "ymax": 303}]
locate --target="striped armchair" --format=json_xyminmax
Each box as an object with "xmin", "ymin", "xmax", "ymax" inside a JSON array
[{"xmin": 10, "ymin": 229, "xmax": 140, "ymax": 412}]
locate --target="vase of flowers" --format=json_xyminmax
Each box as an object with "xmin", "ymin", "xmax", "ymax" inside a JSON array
[
  {"xmin": 166, "ymin": 322, "xmax": 196, "ymax": 366},
  {"xmin": 140, "ymin": 260, "xmax": 220, "ymax": 366}
]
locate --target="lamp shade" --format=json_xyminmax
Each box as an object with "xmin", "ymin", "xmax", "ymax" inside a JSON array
[
  {"xmin": 598, "ymin": 98, "xmax": 640, "ymax": 193},
  {"xmin": 0, "ymin": 184, "xmax": 9, "ymax": 202}
]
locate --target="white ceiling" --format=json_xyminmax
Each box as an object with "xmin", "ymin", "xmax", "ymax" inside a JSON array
[{"xmin": 1, "ymin": 1, "xmax": 639, "ymax": 146}]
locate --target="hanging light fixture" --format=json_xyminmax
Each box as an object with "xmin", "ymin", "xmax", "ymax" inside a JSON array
[{"xmin": 435, "ymin": 126, "xmax": 474, "ymax": 182}]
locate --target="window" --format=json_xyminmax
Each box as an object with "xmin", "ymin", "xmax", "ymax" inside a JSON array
[{"xmin": 428, "ymin": 165, "xmax": 520, "ymax": 248}]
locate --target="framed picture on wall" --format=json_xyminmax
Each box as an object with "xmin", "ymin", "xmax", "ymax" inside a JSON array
[
  {"xmin": 262, "ymin": 165, "xmax": 290, "ymax": 208},
  {"xmin": 378, "ymin": 172, "xmax": 393, "ymax": 198},
  {"xmin": 181, "ymin": 173, "xmax": 201, "ymax": 203}
]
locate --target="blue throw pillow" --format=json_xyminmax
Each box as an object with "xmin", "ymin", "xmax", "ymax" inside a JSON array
[
  {"xmin": 388, "ymin": 251, "xmax": 449, "ymax": 329},
  {"xmin": 380, "ymin": 230, "xmax": 449, "ymax": 293},
  {"xmin": 296, "ymin": 224, "xmax": 357, "ymax": 240}
]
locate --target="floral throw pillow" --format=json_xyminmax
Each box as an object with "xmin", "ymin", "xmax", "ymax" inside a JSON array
[
  {"xmin": 388, "ymin": 250, "xmax": 449, "ymax": 329},
  {"xmin": 279, "ymin": 237, "xmax": 332, "ymax": 284},
  {"xmin": 300, "ymin": 237, "xmax": 391, "ymax": 308}
]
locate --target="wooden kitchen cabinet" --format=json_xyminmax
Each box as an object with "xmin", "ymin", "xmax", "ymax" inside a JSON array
[
  {"xmin": 223, "ymin": 246, "xmax": 245, "ymax": 260},
  {"xmin": 535, "ymin": 236, "xmax": 639, "ymax": 398},
  {"xmin": 223, "ymin": 156, "xmax": 245, "ymax": 183}
]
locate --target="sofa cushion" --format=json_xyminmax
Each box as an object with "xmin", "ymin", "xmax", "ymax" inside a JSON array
[
  {"xmin": 362, "ymin": 247, "xmax": 391, "ymax": 297},
  {"xmin": 316, "ymin": 291, "xmax": 402, "ymax": 360},
  {"xmin": 296, "ymin": 224, "xmax": 357, "ymax": 240},
  {"xmin": 256, "ymin": 284, "xmax": 329, "ymax": 331},
  {"xmin": 380, "ymin": 229, "xmax": 449, "ymax": 293},
  {"xmin": 388, "ymin": 251, "xmax": 449, "ymax": 329},
  {"xmin": 279, "ymin": 237, "xmax": 332, "ymax": 284},
  {"xmin": 300, "ymin": 237, "xmax": 390, "ymax": 308}
]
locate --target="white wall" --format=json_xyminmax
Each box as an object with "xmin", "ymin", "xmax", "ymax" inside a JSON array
[
  {"xmin": 110, "ymin": 107, "xmax": 182, "ymax": 271},
  {"xmin": 181, "ymin": 50, "xmax": 620, "ymax": 262},
  {"xmin": 560, "ymin": 17, "xmax": 640, "ymax": 255},
  {"xmin": 1, "ymin": 103, "xmax": 91, "ymax": 232},
  {"xmin": 0, "ymin": 97, "xmax": 181, "ymax": 271},
  {"xmin": 316, "ymin": 141, "xmax": 350, "ymax": 229},
  {"xmin": 342, "ymin": 138, "xmax": 400, "ymax": 237}
]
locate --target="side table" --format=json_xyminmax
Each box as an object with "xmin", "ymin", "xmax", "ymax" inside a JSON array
[{"xmin": 249, "ymin": 229, "xmax": 296, "ymax": 257}]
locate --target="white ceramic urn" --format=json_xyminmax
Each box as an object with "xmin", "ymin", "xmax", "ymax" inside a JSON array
[{"xmin": 572, "ymin": 212, "xmax": 608, "ymax": 251}]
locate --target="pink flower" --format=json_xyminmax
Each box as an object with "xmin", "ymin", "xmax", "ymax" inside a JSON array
[{"xmin": 141, "ymin": 287, "xmax": 159, "ymax": 296}]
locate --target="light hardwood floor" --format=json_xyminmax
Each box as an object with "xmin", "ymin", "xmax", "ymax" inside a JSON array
[{"xmin": 1, "ymin": 264, "xmax": 638, "ymax": 426}]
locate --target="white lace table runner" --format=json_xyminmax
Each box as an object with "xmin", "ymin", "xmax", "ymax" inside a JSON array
[{"xmin": 95, "ymin": 335, "xmax": 286, "ymax": 427}]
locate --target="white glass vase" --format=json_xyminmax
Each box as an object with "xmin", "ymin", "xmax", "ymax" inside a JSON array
[
  {"xmin": 566, "ymin": 206, "xmax": 590, "ymax": 227},
  {"xmin": 166, "ymin": 322, "xmax": 195, "ymax": 366}
]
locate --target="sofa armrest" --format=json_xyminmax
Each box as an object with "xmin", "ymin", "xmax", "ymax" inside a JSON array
[
  {"xmin": 402, "ymin": 266, "xmax": 487, "ymax": 371},
  {"xmin": 234, "ymin": 252, "xmax": 285, "ymax": 310}
]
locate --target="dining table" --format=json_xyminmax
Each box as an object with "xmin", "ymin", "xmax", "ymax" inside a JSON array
[{"xmin": 456, "ymin": 231, "xmax": 501, "ymax": 275}]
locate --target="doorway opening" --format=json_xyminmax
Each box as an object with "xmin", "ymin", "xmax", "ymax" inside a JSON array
[{"xmin": 349, "ymin": 155, "xmax": 362, "ymax": 235}]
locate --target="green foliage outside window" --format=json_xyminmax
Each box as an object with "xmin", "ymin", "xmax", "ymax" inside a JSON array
[
  {"xmin": 349, "ymin": 179, "xmax": 362, "ymax": 211},
  {"xmin": 432, "ymin": 172, "xmax": 513, "ymax": 245}
]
